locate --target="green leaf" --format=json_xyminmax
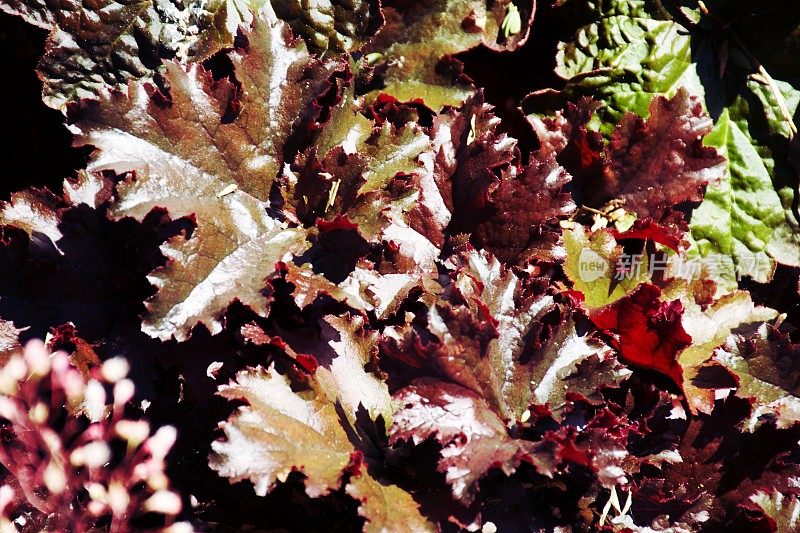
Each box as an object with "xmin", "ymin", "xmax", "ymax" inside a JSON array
[
  {"xmin": 540, "ymin": 0, "xmax": 702, "ymax": 134},
  {"xmin": 563, "ymin": 225, "xmax": 649, "ymax": 310},
  {"xmin": 345, "ymin": 473, "xmax": 435, "ymax": 533},
  {"xmin": 540, "ymin": 0, "xmax": 800, "ymax": 285},
  {"xmin": 688, "ymin": 105, "xmax": 800, "ymax": 287},
  {"xmin": 501, "ymin": 4, "xmax": 522, "ymax": 38},
  {"xmin": 285, "ymin": 75, "xmax": 430, "ymax": 241}
]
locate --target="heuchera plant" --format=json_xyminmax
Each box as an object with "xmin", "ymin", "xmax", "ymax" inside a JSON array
[{"xmin": 0, "ymin": 0, "xmax": 799, "ymax": 530}]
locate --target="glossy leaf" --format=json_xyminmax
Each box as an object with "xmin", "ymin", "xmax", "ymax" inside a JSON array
[{"xmin": 71, "ymin": 7, "xmax": 338, "ymax": 340}]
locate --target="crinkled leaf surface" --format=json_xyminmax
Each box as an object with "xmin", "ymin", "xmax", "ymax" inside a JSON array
[
  {"xmin": 673, "ymin": 287, "xmax": 777, "ymax": 413},
  {"xmin": 690, "ymin": 92, "xmax": 800, "ymax": 286},
  {"xmin": 362, "ymin": 0, "xmax": 534, "ymax": 109},
  {"xmin": 211, "ymin": 364, "xmax": 434, "ymax": 530},
  {"xmin": 384, "ymin": 249, "xmax": 586, "ymax": 422},
  {"xmin": 603, "ymin": 89, "xmax": 725, "ymax": 221},
  {"xmin": 434, "ymin": 92, "xmax": 518, "ymax": 236},
  {"xmin": 541, "ymin": 0, "xmax": 800, "ymax": 285},
  {"xmin": 71, "ymin": 7, "xmax": 338, "ymax": 341},
  {"xmin": 272, "ymin": 0, "xmax": 380, "ymax": 53},
  {"xmin": 531, "ymin": 329, "xmax": 630, "ymax": 422},
  {"xmin": 2, "ymin": 0, "xmax": 257, "ymax": 108},
  {"xmin": 541, "ymin": 0, "xmax": 702, "ymax": 133},
  {"xmin": 390, "ymin": 379, "xmax": 557, "ymax": 502},
  {"xmin": 592, "ymin": 284, "xmax": 690, "ymax": 386},
  {"xmin": 472, "ymin": 145, "xmax": 575, "ymax": 264},
  {"xmin": 715, "ymin": 323, "xmax": 800, "ymax": 431}
]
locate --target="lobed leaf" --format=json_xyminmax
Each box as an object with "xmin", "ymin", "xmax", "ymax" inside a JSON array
[
  {"xmin": 2, "ymin": 0, "xmax": 257, "ymax": 108},
  {"xmin": 71, "ymin": 7, "xmax": 339, "ymax": 340},
  {"xmin": 362, "ymin": 0, "xmax": 535, "ymax": 109},
  {"xmin": 390, "ymin": 379, "xmax": 557, "ymax": 502},
  {"xmin": 715, "ymin": 323, "xmax": 800, "ymax": 431}
]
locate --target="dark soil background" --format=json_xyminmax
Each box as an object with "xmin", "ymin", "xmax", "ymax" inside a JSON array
[{"xmin": 0, "ymin": 12, "xmax": 87, "ymax": 197}]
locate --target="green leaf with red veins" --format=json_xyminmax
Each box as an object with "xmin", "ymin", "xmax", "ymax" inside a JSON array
[
  {"xmin": 390, "ymin": 379, "xmax": 557, "ymax": 503},
  {"xmin": 1, "ymin": 0, "xmax": 257, "ymax": 109},
  {"xmin": 362, "ymin": 0, "xmax": 534, "ymax": 109},
  {"xmin": 714, "ymin": 323, "xmax": 800, "ymax": 431},
  {"xmin": 71, "ymin": 7, "xmax": 340, "ymax": 341}
]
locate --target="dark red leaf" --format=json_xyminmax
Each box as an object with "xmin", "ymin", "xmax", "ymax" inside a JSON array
[{"xmin": 592, "ymin": 284, "xmax": 690, "ymax": 386}]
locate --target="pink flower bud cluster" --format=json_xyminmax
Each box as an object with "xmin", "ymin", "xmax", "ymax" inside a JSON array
[{"xmin": 0, "ymin": 340, "xmax": 190, "ymax": 532}]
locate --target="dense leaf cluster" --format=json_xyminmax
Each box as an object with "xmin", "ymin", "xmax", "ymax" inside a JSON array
[{"xmin": 0, "ymin": 0, "xmax": 799, "ymax": 531}]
